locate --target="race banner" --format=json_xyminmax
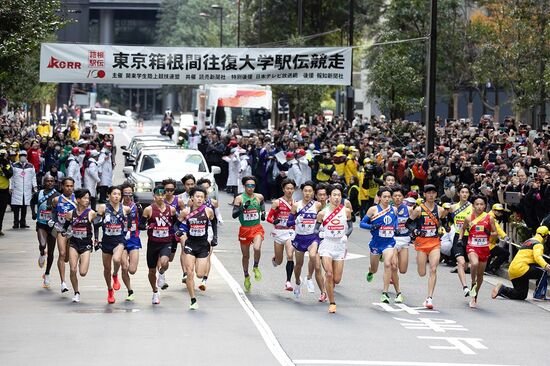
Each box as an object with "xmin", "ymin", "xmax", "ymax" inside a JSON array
[{"xmin": 40, "ymin": 43, "xmax": 352, "ymax": 85}]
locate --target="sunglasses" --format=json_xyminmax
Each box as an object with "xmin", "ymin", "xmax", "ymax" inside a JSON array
[
  {"xmin": 164, "ymin": 188, "xmax": 175, "ymax": 192},
  {"xmin": 245, "ymin": 184, "xmax": 256, "ymax": 188}
]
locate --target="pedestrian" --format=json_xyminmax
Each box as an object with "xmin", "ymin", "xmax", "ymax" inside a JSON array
[
  {"xmin": 66, "ymin": 147, "xmax": 82, "ymax": 189},
  {"xmin": 83, "ymin": 150, "xmax": 100, "ymax": 209},
  {"xmin": 0, "ymin": 148, "xmax": 13, "ymax": 235},
  {"xmin": 97, "ymin": 142, "xmax": 114, "ymax": 202},
  {"xmin": 10, "ymin": 150, "xmax": 37, "ymax": 229},
  {"xmin": 159, "ymin": 118, "xmax": 174, "ymax": 140}
]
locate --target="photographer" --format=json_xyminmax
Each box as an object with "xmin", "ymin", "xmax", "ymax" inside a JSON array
[{"xmin": 0, "ymin": 148, "xmax": 13, "ymax": 235}]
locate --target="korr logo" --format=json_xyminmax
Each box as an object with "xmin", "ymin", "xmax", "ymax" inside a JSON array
[
  {"xmin": 47, "ymin": 56, "xmax": 81, "ymax": 69},
  {"xmin": 87, "ymin": 70, "xmax": 106, "ymax": 79}
]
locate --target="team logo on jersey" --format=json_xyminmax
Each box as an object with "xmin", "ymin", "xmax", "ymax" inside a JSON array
[{"xmin": 383, "ymin": 215, "xmax": 393, "ymax": 225}]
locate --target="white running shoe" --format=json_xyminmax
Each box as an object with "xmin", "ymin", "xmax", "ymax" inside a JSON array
[
  {"xmin": 156, "ymin": 272, "xmax": 165, "ymax": 290},
  {"xmin": 306, "ymin": 278, "xmax": 315, "ymax": 293},
  {"xmin": 61, "ymin": 282, "xmax": 69, "ymax": 293},
  {"xmin": 198, "ymin": 278, "xmax": 207, "ymax": 291},
  {"xmin": 294, "ymin": 281, "xmax": 302, "ymax": 298},
  {"xmin": 463, "ymin": 286, "xmax": 470, "ymax": 297},
  {"xmin": 152, "ymin": 292, "xmax": 160, "ymax": 305},
  {"xmin": 285, "ymin": 281, "xmax": 293, "ymax": 291},
  {"xmin": 72, "ymin": 293, "xmax": 80, "ymax": 303},
  {"xmin": 38, "ymin": 254, "xmax": 46, "ymax": 268},
  {"xmin": 42, "ymin": 274, "xmax": 51, "ymax": 288},
  {"xmin": 423, "ymin": 297, "xmax": 434, "ymax": 310}
]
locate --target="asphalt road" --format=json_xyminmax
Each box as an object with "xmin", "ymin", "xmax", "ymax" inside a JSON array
[{"xmin": 0, "ymin": 120, "xmax": 548, "ymax": 366}]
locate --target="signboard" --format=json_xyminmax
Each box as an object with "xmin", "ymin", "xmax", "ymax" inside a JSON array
[{"xmin": 40, "ymin": 43, "xmax": 352, "ymax": 85}]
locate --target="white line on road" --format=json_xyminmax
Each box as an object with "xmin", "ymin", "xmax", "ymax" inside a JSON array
[
  {"xmin": 293, "ymin": 360, "xmax": 519, "ymax": 366},
  {"xmin": 211, "ymin": 254, "xmax": 294, "ymax": 366}
]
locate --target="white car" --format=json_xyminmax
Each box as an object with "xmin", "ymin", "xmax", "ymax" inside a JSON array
[
  {"xmin": 123, "ymin": 148, "xmax": 221, "ymax": 205},
  {"xmin": 82, "ymin": 108, "xmax": 134, "ymax": 127}
]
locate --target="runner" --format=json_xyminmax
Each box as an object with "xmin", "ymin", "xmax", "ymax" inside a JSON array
[
  {"xmin": 96, "ymin": 186, "xmax": 132, "ymax": 304},
  {"xmin": 390, "ymin": 185, "xmax": 411, "ymax": 303},
  {"xmin": 361, "ymin": 187, "xmax": 398, "ymax": 303},
  {"xmin": 61, "ymin": 188, "xmax": 96, "ymax": 303},
  {"xmin": 267, "ymin": 179, "xmax": 296, "ymax": 292},
  {"xmin": 458, "ymin": 195, "xmax": 497, "ymax": 308},
  {"xmin": 163, "ymin": 178, "xmax": 185, "ymax": 288},
  {"xmin": 287, "ymin": 181, "xmax": 325, "ymax": 299},
  {"xmin": 50, "ymin": 177, "xmax": 76, "ymax": 293},
  {"xmin": 120, "ymin": 182, "xmax": 142, "ymax": 301},
  {"xmin": 196, "ymin": 177, "xmax": 220, "ymax": 291},
  {"xmin": 492, "ymin": 226, "xmax": 550, "ymax": 300},
  {"xmin": 177, "ymin": 186, "xmax": 217, "ymax": 310},
  {"xmin": 140, "ymin": 186, "xmax": 176, "ymax": 304},
  {"xmin": 316, "ymin": 184, "xmax": 353, "ymax": 313},
  {"xmin": 406, "ymin": 184, "xmax": 450, "ymax": 309},
  {"xmin": 305, "ymin": 183, "xmax": 328, "ymax": 288},
  {"xmin": 232, "ymin": 176, "xmax": 265, "ymax": 292},
  {"xmin": 450, "ymin": 184, "xmax": 473, "ymax": 296},
  {"xmin": 30, "ymin": 175, "xmax": 59, "ymax": 288}
]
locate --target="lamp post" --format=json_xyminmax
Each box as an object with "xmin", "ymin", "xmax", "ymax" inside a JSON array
[{"xmin": 211, "ymin": 4, "xmax": 223, "ymax": 47}]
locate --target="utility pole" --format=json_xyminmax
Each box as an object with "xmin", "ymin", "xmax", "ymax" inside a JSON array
[
  {"xmin": 425, "ymin": 0, "xmax": 437, "ymax": 154},
  {"xmin": 296, "ymin": 0, "xmax": 303, "ymax": 123},
  {"xmin": 237, "ymin": 0, "xmax": 241, "ymax": 47},
  {"xmin": 537, "ymin": 0, "xmax": 547, "ymax": 130},
  {"xmin": 346, "ymin": 0, "xmax": 355, "ymax": 123}
]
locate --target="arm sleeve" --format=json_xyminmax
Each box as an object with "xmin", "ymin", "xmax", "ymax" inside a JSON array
[
  {"xmin": 314, "ymin": 221, "xmax": 322, "ymax": 234},
  {"xmin": 232, "ymin": 204, "xmax": 241, "ymax": 219},
  {"xmin": 30, "ymin": 192, "xmax": 39, "ymax": 214},
  {"xmin": 405, "ymin": 218, "xmax": 417, "ymax": 233},
  {"xmin": 211, "ymin": 216, "xmax": 218, "ymax": 239},
  {"xmin": 359, "ymin": 214, "xmax": 372, "ymax": 230},
  {"xmin": 533, "ymin": 244, "xmax": 548, "ymax": 268},
  {"xmin": 266, "ymin": 208, "xmax": 277, "ymax": 224},
  {"xmin": 286, "ymin": 213, "xmax": 296, "ymax": 227},
  {"xmin": 345, "ymin": 220, "xmax": 353, "ymax": 236},
  {"xmin": 139, "ymin": 215, "xmax": 148, "ymax": 230}
]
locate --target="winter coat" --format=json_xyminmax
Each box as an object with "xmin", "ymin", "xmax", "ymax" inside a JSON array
[
  {"xmin": 98, "ymin": 151, "xmax": 113, "ymax": 186},
  {"xmin": 66, "ymin": 155, "xmax": 82, "ymax": 189},
  {"xmin": 84, "ymin": 158, "xmax": 101, "ymax": 197},
  {"xmin": 286, "ymin": 159, "xmax": 303, "ymax": 201},
  {"xmin": 238, "ymin": 155, "xmax": 252, "ymax": 194},
  {"xmin": 223, "ymin": 154, "xmax": 240, "ymax": 187},
  {"xmin": 10, "ymin": 162, "xmax": 37, "ymax": 205}
]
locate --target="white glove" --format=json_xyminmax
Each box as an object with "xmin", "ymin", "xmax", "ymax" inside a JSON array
[
  {"xmin": 318, "ymin": 230, "xmax": 325, "ymax": 239},
  {"xmin": 125, "ymin": 231, "xmax": 131, "ymax": 241},
  {"xmin": 340, "ymin": 235, "xmax": 348, "ymax": 244},
  {"xmin": 47, "ymin": 219, "xmax": 55, "ymax": 228}
]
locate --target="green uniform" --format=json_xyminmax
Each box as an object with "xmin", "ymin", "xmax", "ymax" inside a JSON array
[{"xmin": 239, "ymin": 194, "xmax": 261, "ymax": 227}]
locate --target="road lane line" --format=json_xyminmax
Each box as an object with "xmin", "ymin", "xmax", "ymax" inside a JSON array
[
  {"xmin": 211, "ymin": 254, "xmax": 294, "ymax": 366},
  {"xmin": 293, "ymin": 360, "xmax": 519, "ymax": 366}
]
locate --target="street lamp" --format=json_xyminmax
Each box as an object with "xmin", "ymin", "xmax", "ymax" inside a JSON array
[{"xmin": 211, "ymin": 4, "xmax": 223, "ymax": 47}]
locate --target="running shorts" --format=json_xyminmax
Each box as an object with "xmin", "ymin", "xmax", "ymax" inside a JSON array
[
  {"xmin": 271, "ymin": 228, "xmax": 294, "ymax": 244},
  {"xmin": 394, "ymin": 236, "xmax": 411, "ymax": 251},
  {"xmin": 238, "ymin": 224, "xmax": 265, "ymax": 246},
  {"xmin": 70, "ymin": 239, "xmax": 92, "ymax": 255},
  {"xmin": 318, "ymin": 239, "xmax": 347, "ymax": 261},
  {"xmin": 146, "ymin": 241, "xmax": 172, "ymax": 268},
  {"xmin": 101, "ymin": 241, "xmax": 124, "ymax": 255},
  {"xmin": 466, "ymin": 245, "xmax": 490, "ymax": 262},
  {"xmin": 184, "ymin": 239, "xmax": 210, "ymax": 259},
  {"xmin": 369, "ymin": 240, "xmax": 395, "ymax": 255},
  {"xmin": 414, "ymin": 237, "xmax": 440, "ymax": 254},
  {"xmin": 451, "ymin": 233, "xmax": 467, "ymax": 258},
  {"xmin": 125, "ymin": 236, "xmax": 142, "ymax": 252},
  {"xmin": 292, "ymin": 233, "xmax": 319, "ymax": 252},
  {"xmin": 36, "ymin": 222, "xmax": 52, "ymax": 233}
]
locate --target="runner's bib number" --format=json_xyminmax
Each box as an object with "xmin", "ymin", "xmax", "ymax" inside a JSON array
[
  {"xmin": 189, "ymin": 224, "xmax": 206, "ymax": 237},
  {"xmin": 243, "ymin": 209, "xmax": 259, "ymax": 221},
  {"xmin": 471, "ymin": 237, "xmax": 488, "ymax": 247},
  {"xmin": 72, "ymin": 227, "xmax": 88, "ymax": 239},
  {"xmin": 39, "ymin": 210, "xmax": 52, "ymax": 221},
  {"xmin": 153, "ymin": 227, "xmax": 169, "ymax": 238},
  {"xmin": 105, "ymin": 224, "xmax": 122, "ymax": 236},
  {"xmin": 379, "ymin": 226, "xmax": 395, "ymax": 238}
]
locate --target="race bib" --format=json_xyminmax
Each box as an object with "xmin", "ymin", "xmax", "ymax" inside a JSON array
[
  {"xmin": 471, "ymin": 237, "xmax": 488, "ymax": 247},
  {"xmin": 379, "ymin": 226, "xmax": 395, "ymax": 238},
  {"xmin": 189, "ymin": 224, "xmax": 206, "ymax": 237},
  {"xmin": 153, "ymin": 227, "xmax": 169, "ymax": 238},
  {"xmin": 72, "ymin": 227, "xmax": 88, "ymax": 239},
  {"xmin": 424, "ymin": 226, "xmax": 436, "ymax": 237},
  {"xmin": 39, "ymin": 210, "xmax": 52, "ymax": 221},
  {"xmin": 58, "ymin": 212, "xmax": 66, "ymax": 224},
  {"xmin": 105, "ymin": 223, "xmax": 122, "ymax": 236},
  {"xmin": 243, "ymin": 209, "xmax": 259, "ymax": 221},
  {"xmin": 130, "ymin": 222, "xmax": 137, "ymax": 232}
]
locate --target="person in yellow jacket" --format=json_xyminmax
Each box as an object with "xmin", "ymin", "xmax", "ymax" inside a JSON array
[
  {"xmin": 68, "ymin": 119, "xmax": 80, "ymax": 141},
  {"xmin": 492, "ymin": 226, "xmax": 550, "ymax": 300},
  {"xmin": 486, "ymin": 204, "xmax": 510, "ymax": 274},
  {"xmin": 358, "ymin": 161, "xmax": 378, "ymax": 217},
  {"xmin": 333, "ymin": 144, "xmax": 347, "ymax": 177},
  {"xmin": 37, "ymin": 118, "xmax": 51, "ymax": 138},
  {"xmin": 316, "ymin": 150, "xmax": 334, "ymax": 183},
  {"xmin": 344, "ymin": 146, "xmax": 359, "ymax": 185}
]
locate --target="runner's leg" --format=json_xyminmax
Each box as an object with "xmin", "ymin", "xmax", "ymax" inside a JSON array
[
  {"xmin": 321, "ymin": 256, "xmax": 335, "ymax": 304},
  {"xmin": 427, "ymin": 248, "xmax": 440, "ymax": 298},
  {"xmin": 102, "ymin": 253, "xmax": 113, "ymax": 289},
  {"xmin": 68, "ymin": 247, "xmax": 79, "ymax": 293},
  {"xmin": 57, "ymin": 234, "xmax": 68, "ymax": 284},
  {"xmin": 284, "ymin": 240, "xmax": 295, "ymax": 283},
  {"xmin": 294, "ymin": 250, "xmax": 304, "ymax": 286},
  {"xmin": 273, "ymin": 241, "xmax": 284, "ymax": 266},
  {"xmin": 417, "ymin": 251, "xmax": 428, "ymax": 277},
  {"xmin": 382, "ymin": 248, "xmax": 395, "ymax": 293},
  {"xmin": 184, "ymin": 254, "xmax": 197, "ymax": 300}
]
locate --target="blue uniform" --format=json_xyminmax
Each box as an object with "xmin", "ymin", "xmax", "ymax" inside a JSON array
[
  {"xmin": 368, "ymin": 205, "xmax": 397, "ymax": 255},
  {"xmin": 37, "ymin": 190, "xmax": 57, "ymax": 226},
  {"xmin": 125, "ymin": 202, "xmax": 142, "ymax": 252},
  {"xmin": 56, "ymin": 194, "xmax": 76, "ymax": 224},
  {"xmin": 395, "ymin": 203, "xmax": 410, "ymax": 237},
  {"xmin": 101, "ymin": 203, "xmax": 126, "ymax": 254}
]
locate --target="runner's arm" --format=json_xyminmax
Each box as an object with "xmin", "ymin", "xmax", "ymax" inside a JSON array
[
  {"xmin": 359, "ymin": 207, "xmax": 376, "ymax": 230},
  {"xmin": 139, "ymin": 206, "xmax": 151, "ymax": 230},
  {"xmin": 458, "ymin": 216, "xmax": 469, "ymax": 241},
  {"xmin": 30, "ymin": 191, "xmax": 39, "ymax": 219},
  {"xmin": 232, "ymin": 196, "xmax": 242, "ymax": 218},
  {"xmin": 345, "ymin": 209, "xmax": 353, "ymax": 236},
  {"xmin": 259, "ymin": 196, "xmax": 266, "ymax": 221},
  {"xmin": 208, "ymin": 208, "xmax": 218, "ymax": 246},
  {"xmin": 267, "ymin": 200, "xmax": 279, "ymax": 225}
]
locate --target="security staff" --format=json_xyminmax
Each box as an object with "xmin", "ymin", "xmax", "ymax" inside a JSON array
[{"xmin": 0, "ymin": 149, "xmax": 13, "ymax": 235}]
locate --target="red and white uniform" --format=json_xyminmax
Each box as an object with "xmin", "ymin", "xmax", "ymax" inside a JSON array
[
  {"xmin": 466, "ymin": 212, "xmax": 491, "ymax": 262},
  {"xmin": 270, "ymin": 197, "xmax": 294, "ymax": 244}
]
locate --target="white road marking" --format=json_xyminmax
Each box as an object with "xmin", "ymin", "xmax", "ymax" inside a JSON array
[
  {"xmin": 293, "ymin": 360, "xmax": 519, "ymax": 366},
  {"xmin": 211, "ymin": 254, "xmax": 294, "ymax": 366}
]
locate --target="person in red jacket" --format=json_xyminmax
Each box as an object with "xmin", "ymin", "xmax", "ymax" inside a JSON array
[{"xmin": 27, "ymin": 140, "xmax": 42, "ymax": 173}]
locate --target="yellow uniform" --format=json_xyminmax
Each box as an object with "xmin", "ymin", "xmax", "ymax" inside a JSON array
[
  {"xmin": 344, "ymin": 155, "xmax": 358, "ymax": 185},
  {"xmin": 37, "ymin": 123, "xmax": 51, "ymax": 137}
]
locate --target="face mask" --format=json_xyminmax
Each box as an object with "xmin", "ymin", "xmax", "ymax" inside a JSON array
[{"xmin": 19, "ymin": 156, "xmax": 27, "ymax": 163}]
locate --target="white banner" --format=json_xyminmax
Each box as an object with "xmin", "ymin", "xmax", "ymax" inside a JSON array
[{"xmin": 40, "ymin": 43, "xmax": 352, "ymax": 85}]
